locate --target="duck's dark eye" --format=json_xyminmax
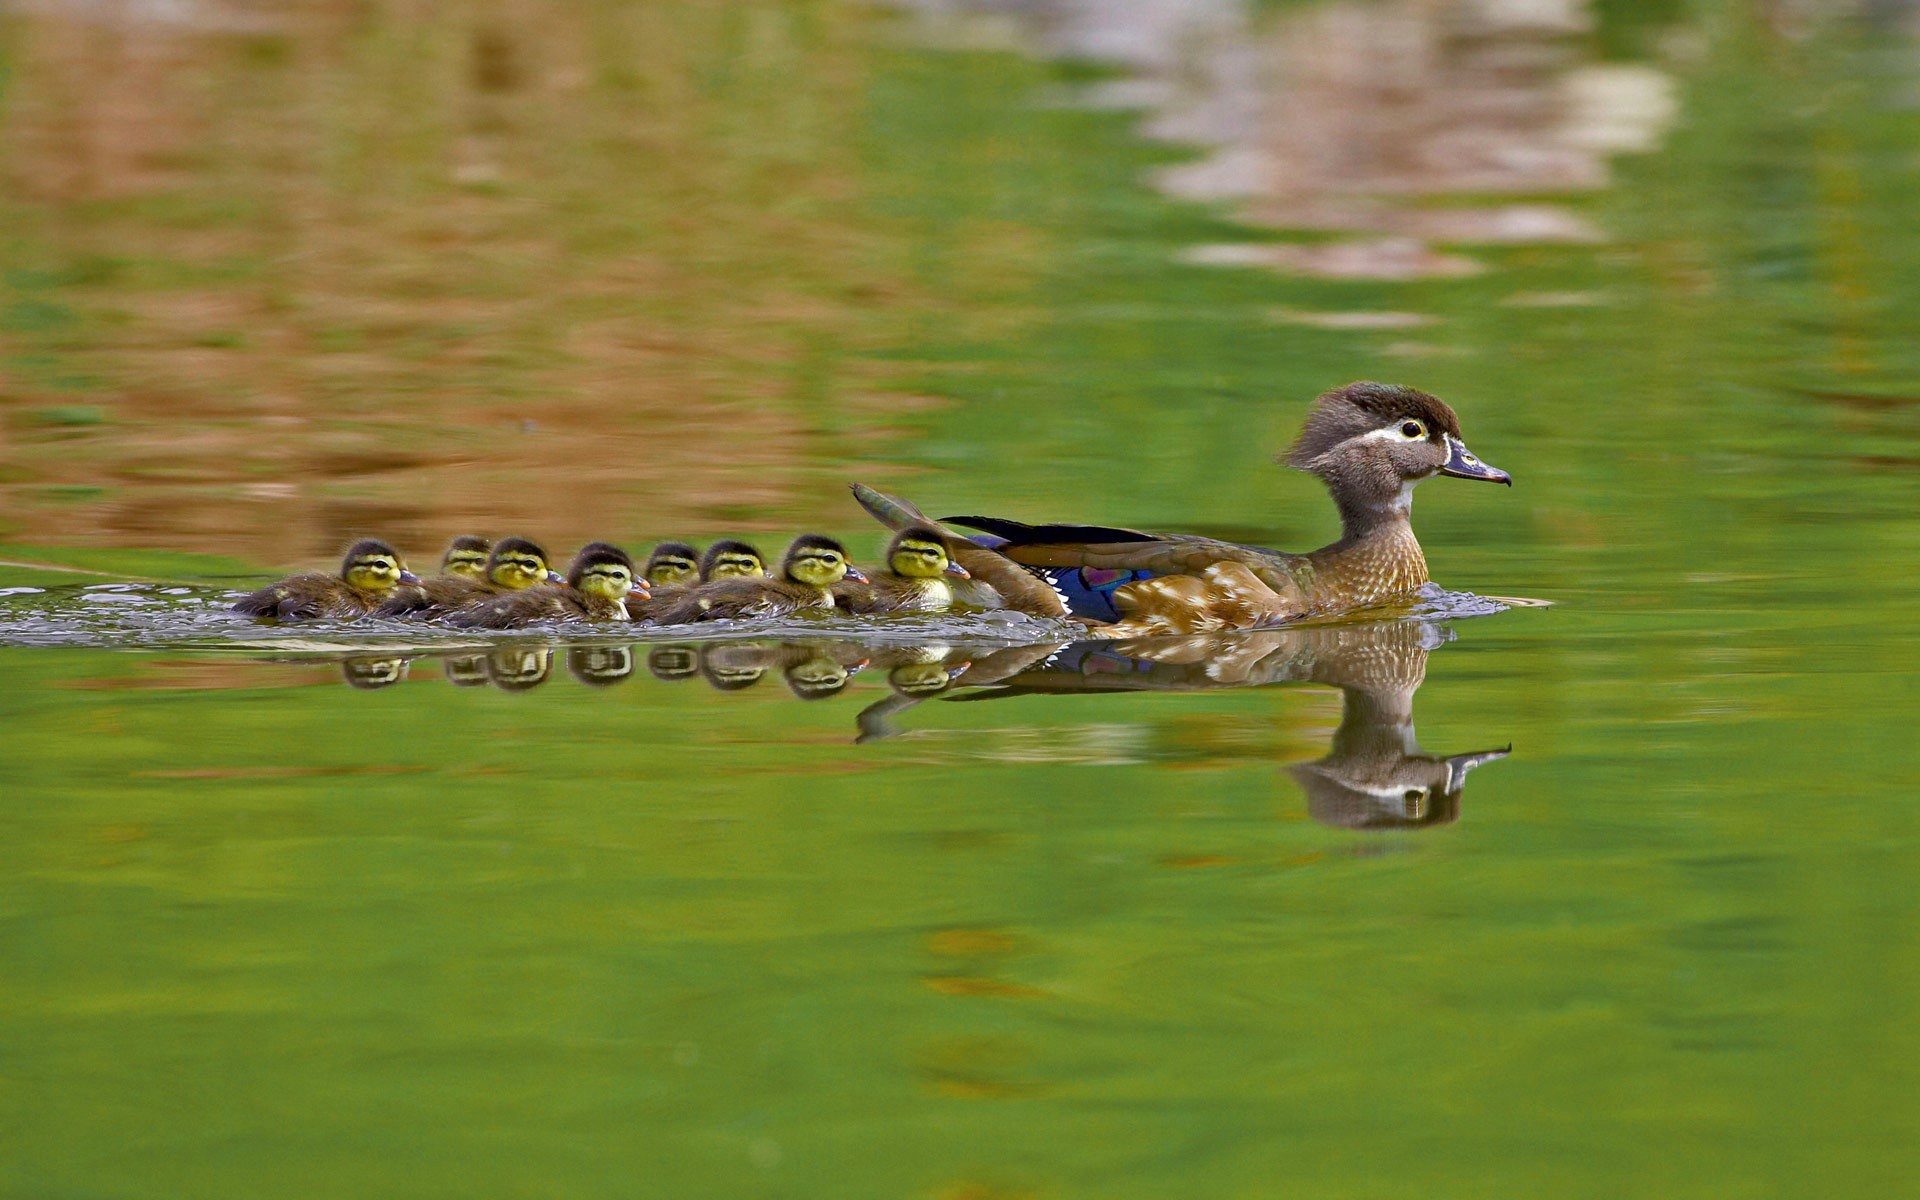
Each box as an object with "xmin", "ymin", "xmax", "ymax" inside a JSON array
[{"xmin": 1400, "ymin": 421, "xmax": 1425, "ymax": 439}]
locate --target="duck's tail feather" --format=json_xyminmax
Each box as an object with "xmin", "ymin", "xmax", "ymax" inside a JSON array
[
  {"xmin": 849, "ymin": 483, "xmax": 933, "ymax": 533},
  {"xmin": 846, "ymin": 483, "xmax": 1073, "ymax": 619}
]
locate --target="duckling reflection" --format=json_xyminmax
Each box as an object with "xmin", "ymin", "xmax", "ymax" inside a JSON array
[
  {"xmin": 855, "ymin": 642, "xmax": 1064, "ymax": 743},
  {"xmin": 952, "ymin": 621, "xmax": 1509, "ymax": 829},
  {"xmin": 341, "ymin": 655, "xmax": 411, "ymax": 689},
  {"xmin": 567, "ymin": 645, "xmax": 634, "ymax": 687},
  {"xmin": 781, "ymin": 643, "xmax": 870, "ymax": 700},
  {"xmin": 685, "ymin": 640, "xmax": 867, "ymax": 697},
  {"xmin": 699, "ymin": 642, "xmax": 771, "ymax": 691},
  {"xmin": 486, "ymin": 646, "xmax": 553, "ymax": 692},
  {"xmin": 647, "ymin": 644, "xmax": 700, "ymax": 682},
  {"xmin": 443, "ymin": 655, "xmax": 490, "ymax": 687}
]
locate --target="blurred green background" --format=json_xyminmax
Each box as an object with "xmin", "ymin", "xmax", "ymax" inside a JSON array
[{"xmin": 3, "ymin": 0, "xmax": 1918, "ymax": 1196}]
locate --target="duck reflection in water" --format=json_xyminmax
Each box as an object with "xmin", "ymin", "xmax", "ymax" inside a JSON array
[
  {"xmin": 938, "ymin": 620, "xmax": 1510, "ymax": 830},
  {"xmin": 341, "ymin": 656, "xmax": 410, "ymax": 690},
  {"xmin": 324, "ymin": 619, "xmax": 1506, "ymax": 826},
  {"xmin": 567, "ymin": 645, "xmax": 634, "ymax": 687},
  {"xmin": 647, "ymin": 644, "xmax": 700, "ymax": 682},
  {"xmin": 443, "ymin": 655, "xmax": 491, "ymax": 687},
  {"xmin": 485, "ymin": 647, "xmax": 552, "ymax": 692}
]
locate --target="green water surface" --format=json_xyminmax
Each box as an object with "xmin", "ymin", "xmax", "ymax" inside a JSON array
[{"xmin": 4, "ymin": 2, "xmax": 1919, "ymax": 1197}]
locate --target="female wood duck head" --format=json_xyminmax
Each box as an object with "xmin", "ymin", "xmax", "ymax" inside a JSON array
[
  {"xmin": 645, "ymin": 542, "xmax": 701, "ymax": 588},
  {"xmin": 341, "ymin": 539, "xmax": 421, "ymax": 593},
  {"xmin": 781, "ymin": 535, "xmax": 866, "ymax": 588},
  {"xmin": 440, "ymin": 536, "xmax": 492, "ymax": 578},
  {"xmin": 701, "ymin": 540, "xmax": 767, "ymax": 581},
  {"xmin": 1286, "ymin": 382, "xmax": 1509, "ymax": 538},
  {"xmin": 485, "ymin": 537, "xmax": 565, "ymax": 589},
  {"xmin": 566, "ymin": 542, "xmax": 644, "ymax": 604}
]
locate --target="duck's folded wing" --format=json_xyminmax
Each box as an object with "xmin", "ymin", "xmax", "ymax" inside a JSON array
[{"xmin": 946, "ymin": 520, "xmax": 1250, "ymax": 577}]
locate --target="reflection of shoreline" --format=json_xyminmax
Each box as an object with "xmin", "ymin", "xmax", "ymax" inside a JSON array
[{"xmin": 910, "ymin": 0, "xmax": 1677, "ymax": 277}]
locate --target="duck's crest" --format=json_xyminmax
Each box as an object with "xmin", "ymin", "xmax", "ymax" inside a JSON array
[{"xmin": 1286, "ymin": 382, "xmax": 1463, "ymax": 469}]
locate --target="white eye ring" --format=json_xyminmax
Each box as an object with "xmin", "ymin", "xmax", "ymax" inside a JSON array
[{"xmin": 1397, "ymin": 420, "xmax": 1426, "ymax": 440}]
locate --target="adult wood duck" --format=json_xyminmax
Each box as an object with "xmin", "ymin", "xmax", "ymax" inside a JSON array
[
  {"xmin": 835, "ymin": 526, "xmax": 974, "ymax": 614},
  {"xmin": 640, "ymin": 535, "xmax": 866, "ymax": 624},
  {"xmin": 232, "ymin": 539, "xmax": 421, "ymax": 621},
  {"xmin": 864, "ymin": 383, "xmax": 1509, "ymax": 634},
  {"xmin": 446, "ymin": 543, "xmax": 644, "ymax": 628},
  {"xmin": 377, "ymin": 536, "xmax": 564, "ymax": 618}
]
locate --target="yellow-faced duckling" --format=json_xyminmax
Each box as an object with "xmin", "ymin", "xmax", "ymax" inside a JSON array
[
  {"xmin": 914, "ymin": 382, "xmax": 1510, "ymax": 633},
  {"xmin": 849, "ymin": 485, "xmax": 1067, "ymax": 618},
  {"xmin": 447, "ymin": 543, "xmax": 645, "ymax": 628},
  {"xmin": 441, "ymin": 535, "xmax": 492, "ymax": 578},
  {"xmin": 233, "ymin": 539, "xmax": 420, "ymax": 621},
  {"xmin": 702, "ymin": 539, "xmax": 768, "ymax": 581},
  {"xmin": 627, "ymin": 541, "xmax": 702, "ymax": 620},
  {"xmin": 645, "ymin": 542, "xmax": 702, "ymax": 588},
  {"xmin": 642, "ymin": 535, "xmax": 866, "ymax": 624},
  {"xmin": 836, "ymin": 525, "xmax": 972, "ymax": 614},
  {"xmin": 378, "ymin": 536, "xmax": 563, "ymax": 618},
  {"xmin": 380, "ymin": 534, "xmax": 489, "ymax": 616}
]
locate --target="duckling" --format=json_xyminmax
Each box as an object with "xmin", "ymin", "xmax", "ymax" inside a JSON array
[
  {"xmin": 835, "ymin": 526, "xmax": 973, "ymax": 614},
  {"xmin": 378, "ymin": 534, "xmax": 490, "ymax": 616},
  {"xmin": 377, "ymin": 536, "xmax": 563, "ymax": 618},
  {"xmin": 644, "ymin": 542, "xmax": 702, "ymax": 588},
  {"xmin": 641, "ymin": 535, "xmax": 867, "ymax": 624},
  {"xmin": 233, "ymin": 539, "xmax": 420, "ymax": 621},
  {"xmin": 447, "ymin": 543, "xmax": 644, "ymax": 628},
  {"xmin": 626, "ymin": 541, "xmax": 702, "ymax": 620},
  {"xmin": 848, "ymin": 485, "xmax": 1067, "ymax": 618},
  {"xmin": 701, "ymin": 539, "xmax": 768, "ymax": 581},
  {"xmin": 440, "ymin": 535, "xmax": 492, "ymax": 578}
]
